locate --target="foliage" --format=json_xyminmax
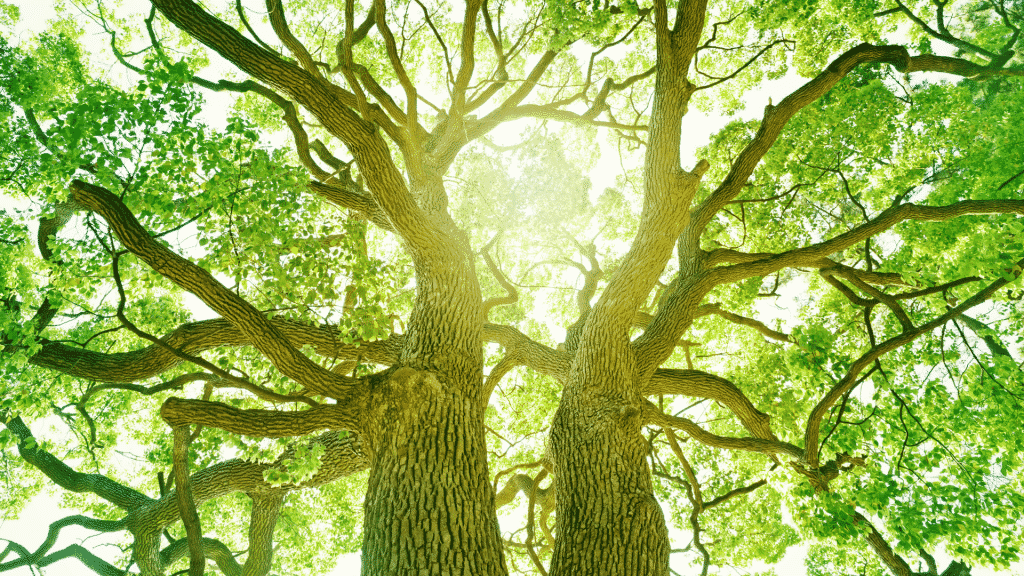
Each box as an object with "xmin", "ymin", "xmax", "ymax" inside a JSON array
[{"xmin": 1, "ymin": 0, "xmax": 1023, "ymax": 575}]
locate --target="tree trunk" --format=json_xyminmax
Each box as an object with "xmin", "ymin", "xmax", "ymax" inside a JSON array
[
  {"xmin": 548, "ymin": 370, "xmax": 669, "ymax": 575},
  {"xmin": 360, "ymin": 368, "xmax": 507, "ymax": 576}
]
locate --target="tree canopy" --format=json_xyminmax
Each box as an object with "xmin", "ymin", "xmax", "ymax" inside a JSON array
[{"xmin": 1, "ymin": 0, "xmax": 1023, "ymax": 574}]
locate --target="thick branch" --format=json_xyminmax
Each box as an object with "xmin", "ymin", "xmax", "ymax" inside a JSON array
[
  {"xmin": 708, "ymin": 200, "xmax": 1024, "ymax": 287},
  {"xmin": 469, "ymin": 50, "xmax": 559, "ymax": 135},
  {"xmin": 160, "ymin": 398, "xmax": 360, "ymax": 437},
  {"xmin": 68, "ymin": 180, "xmax": 356, "ymax": 397},
  {"xmin": 28, "ymin": 317, "xmax": 401, "ymax": 385},
  {"xmin": 307, "ymin": 180, "xmax": 394, "ymax": 232},
  {"xmin": 644, "ymin": 402, "xmax": 804, "ymax": 458},
  {"xmin": 3, "ymin": 416, "xmax": 152, "ymax": 510},
  {"xmin": 240, "ymin": 493, "xmax": 283, "ymax": 576},
  {"xmin": 130, "ymin": 432, "xmax": 367, "ymax": 537},
  {"xmin": 852, "ymin": 511, "xmax": 969, "ymax": 576},
  {"xmin": 450, "ymin": 0, "xmax": 483, "ymax": 116},
  {"xmin": 160, "ymin": 538, "xmax": 241, "ymax": 576},
  {"xmin": 150, "ymin": 0, "xmax": 439, "ymax": 250},
  {"xmin": 265, "ymin": 0, "xmax": 323, "ymax": 79},
  {"xmin": 171, "ymin": 427, "xmax": 204, "ymax": 576},
  {"xmin": 644, "ymin": 369, "xmax": 777, "ymax": 440},
  {"xmin": 706, "ymin": 251, "xmax": 909, "ymax": 287},
  {"xmin": 483, "ymin": 323, "xmax": 570, "ymax": 382}
]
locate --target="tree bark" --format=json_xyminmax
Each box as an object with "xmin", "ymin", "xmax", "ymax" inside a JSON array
[
  {"xmin": 360, "ymin": 368, "xmax": 506, "ymax": 575},
  {"xmin": 548, "ymin": 384, "xmax": 668, "ymax": 575}
]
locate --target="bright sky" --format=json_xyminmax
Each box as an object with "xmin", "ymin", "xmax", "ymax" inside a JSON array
[{"xmin": 2, "ymin": 1, "xmax": 1022, "ymax": 575}]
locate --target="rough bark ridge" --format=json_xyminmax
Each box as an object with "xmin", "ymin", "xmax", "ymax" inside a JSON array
[{"xmin": 361, "ymin": 368, "xmax": 503, "ymax": 575}]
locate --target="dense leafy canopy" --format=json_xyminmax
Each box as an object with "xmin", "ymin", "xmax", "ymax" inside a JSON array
[{"xmin": 1, "ymin": 0, "xmax": 1023, "ymax": 575}]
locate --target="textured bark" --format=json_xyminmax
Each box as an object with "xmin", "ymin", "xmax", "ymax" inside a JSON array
[
  {"xmin": 548, "ymin": 386, "xmax": 669, "ymax": 575},
  {"xmin": 172, "ymin": 427, "xmax": 205, "ymax": 576},
  {"xmin": 359, "ymin": 368, "xmax": 506, "ymax": 575}
]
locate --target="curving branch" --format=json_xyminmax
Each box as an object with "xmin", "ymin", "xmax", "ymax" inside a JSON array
[
  {"xmin": 694, "ymin": 303, "xmax": 792, "ymax": 343},
  {"xmin": 703, "ymin": 477, "xmax": 768, "ymax": 510},
  {"xmin": 582, "ymin": 9, "xmax": 652, "ymax": 93},
  {"xmin": 337, "ymin": 0, "xmax": 373, "ymax": 122},
  {"xmin": 689, "ymin": 43, "xmax": 1024, "ymax": 246},
  {"xmin": 707, "ymin": 200, "xmax": 1024, "ymax": 287},
  {"xmin": 8, "ymin": 110, "xmax": 93, "ymax": 335},
  {"xmin": 0, "ymin": 515, "xmax": 126, "ymax": 573},
  {"xmin": 450, "ymin": 0, "xmax": 483, "ymax": 117},
  {"xmin": 307, "ymin": 180, "xmax": 395, "ymax": 232},
  {"xmin": 803, "ymin": 257, "xmax": 1024, "ymax": 468},
  {"xmin": 2, "ymin": 416, "xmax": 152, "ymax": 510},
  {"xmin": 149, "ymin": 0, "xmax": 441, "ymax": 250},
  {"xmin": 825, "ymin": 267, "xmax": 914, "ymax": 331},
  {"xmin": 332, "ymin": 3, "xmax": 376, "ymax": 71},
  {"xmin": 644, "ymin": 369, "xmax": 777, "ymax": 440},
  {"xmin": 478, "ymin": 104, "xmax": 649, "ymax": 132},
  {"xmin": 524, "ymin": 468, "xmax": 550, "ymax": 575},
  {"xmin": 483, "ymin": 352, "xmax": 519, "ymax": 400},
  {"xmin": 0, "ymin": 542, "xmax": 127, "ymax": 576},
  {"xmin": 265, "ymin": 0, "xmax": 324, "ymax": 79},
  {"xmin": 662, "ymin": 430, "xmax": 710, "ymax": 576},
  {"xmin": 656, "ymin": 431, "xmax": 773, "ymax": 575},
  {"xmin": 494, "ymin": 470, "xmax": 556, "ymax": 554},
  {"xmin": 76, "ymin": 373, "xmax": 219, "ymax": 446},
  {"xmin": 235, "ymin": 0, "xmax": 277, "ymax": 55},
  {"xmin": 483, "ymin": 323, "xmax": 570, "ymax": 382},
  {"xmin": 695, "ymin": 38, "xmax": 794, "ymax": 91},
  {"xmin": 372, "ymin": 0, "xmax": 426, "ymax": 179},
  {"xmin": 240, "ymin": 493, "xmax": 283, "ymax": 576},
  {"xmin": 958, "ymin": 314, "xmax": 1013, "ymax": 359},
  {"xmin": 705, "ymin": 251, "xmax": 909, "ymax": 287},
  {"xmin": 413, "ymin": 0, "xmax": 454, "ymax": 86},
  {"xmin": 480, "ymin": 235, "xmax": 519, "ymax": 322},
  {"xmin": 27, "ymin": 316, "xmax": 401, "ymax": 386},
  {"xmin": 643, "ymin": 401, "xmax": 804, "ymax": 458},
  {"xmin": 110, "ymin": 254, "xmax": 318, "ymax": 408},
  {"xmin": 4, "ymin": 409, "xmax": 367, "ymax": 575},
  {"xmin": 468, "ymin": 49, "xmax": 559, "ymax": 132},
  {"xmin": 68, "ymin": 179, "xmax": 357, "ymax": 398},
  {"xmin": 572, "ymin": 243, "xmax": 603, "ymax": 317},
  {"xmin": 479, "ymin": 0, "xmax": 508, "ymax": 87},
  {"xmin": 131, "ymin": 431, "xmax": 367, "ymax": 539},
  {"xmin": 889, "ymin": 0, "xmax": 995, "ymax": 60},
  {"xmin": 160, "ymin": 538, "xmax": 241, "ymax": 576},
  {"xmin": 853, "ymin": 510, "xmax": 972, "ymax": 576}
]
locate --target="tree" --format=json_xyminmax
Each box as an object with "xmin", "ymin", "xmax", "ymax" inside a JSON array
[{"xmin": 1, "ymin": 0, "xmax": 1023, "ymax": 574}]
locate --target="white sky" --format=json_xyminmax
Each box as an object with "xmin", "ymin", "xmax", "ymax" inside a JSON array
[{"xmin": 2, "ymin": 1, "xmax": 1022, "ymax": 575}]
